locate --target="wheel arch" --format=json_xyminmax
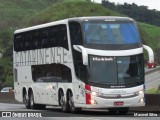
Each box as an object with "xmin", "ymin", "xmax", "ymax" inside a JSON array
[
  {"xmin": 28, "ymin": 87, "xmax": 33, "ymax": 98},
  {"xmin": 58, "ymin": 88, "xmax": 64, "ymax": 106},
  {"xmin": 66, "ymin": 88, "xmax": 73, "ymax": 100},
  {"xmin": 22, "ymin": 87, "xmax": 27, "ymax": 97}
]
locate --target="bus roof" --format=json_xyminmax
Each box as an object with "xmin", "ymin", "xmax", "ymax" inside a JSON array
[{"xmin": 14, "ymin": 16, "xmax": 134, "ymax": 34}]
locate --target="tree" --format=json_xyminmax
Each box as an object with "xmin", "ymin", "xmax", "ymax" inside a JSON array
[
  {"xmin": 0, "ymin": 58, "xmax": 13, "ymax": 89},
  {"xmin": 102, "ymin": 0, "xmax": 160, "ymax": 26}
]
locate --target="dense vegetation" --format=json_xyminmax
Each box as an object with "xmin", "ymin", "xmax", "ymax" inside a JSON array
[
  {"xmin": 29, "ymin": 1, "xmax": 160, "ymax": 62},
  {"xmin": 102, "ymin": 0, "xmax": 160, "ymax": 26},
  {"xmin": 0, "ymin": 0, "xmax": 160, "ymax": 88},
  {"xmin": 0, "ymin": 0, "xmax": 61, "ymax": 89},
  {"xmin": 28, "ymin": 0, "xmax": 121, "ymax": 26}
]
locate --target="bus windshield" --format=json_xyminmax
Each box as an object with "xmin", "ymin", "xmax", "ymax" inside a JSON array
[
  {"xmin": 83, "ymin": 22, "xmax": 140, "ymax": 45},
  {"xmin": 88, "ymin": 54, "xmax": 144, "ymax": 86}
]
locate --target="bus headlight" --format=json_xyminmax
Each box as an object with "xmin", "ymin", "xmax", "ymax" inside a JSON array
[
  {"xmin": 91, "ymin": 92, "xmax": 97, "ymax": 96},
  {"xmin": 139, "ymin": 90, "xmax": 144, "ymax": 95},
  {"xmin": 136, "ymin": 90, "xmax": 144, "ymax": 95},
  {"xmin": 90, "ymin": 99, "xmax": 97, "ymax": 104},
  {"xmin": 139, "ymin": 98, "xmax": 145, "ymax": 103}
]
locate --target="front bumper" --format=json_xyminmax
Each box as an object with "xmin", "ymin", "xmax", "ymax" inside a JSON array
[{"xmin": 84, "ymin": 94, "xmax": 145, "ymax": 108}]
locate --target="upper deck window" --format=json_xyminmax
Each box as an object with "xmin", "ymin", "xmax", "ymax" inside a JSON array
[
  {"xmin": 14, "ymin": 24, "xmax": 69, "ymax": 52},
  {"xmin": 84, "ymin": 22, "xmax": 140, "ymax": 45}
]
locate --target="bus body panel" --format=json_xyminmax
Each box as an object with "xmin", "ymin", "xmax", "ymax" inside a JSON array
[{"xmin": 13, "ymin": 17, "xmax": 147, "ymax": 111}]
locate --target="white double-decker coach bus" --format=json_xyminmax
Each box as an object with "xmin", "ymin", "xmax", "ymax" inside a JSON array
[{"xmin": 13, "ymin": 16, "xmax": 153, "ymax": 114}]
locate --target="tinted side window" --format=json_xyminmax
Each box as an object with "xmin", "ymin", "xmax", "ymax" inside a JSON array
[
  {"xmin": 49, "ymin": 27, "xmax": 56, "ymax": 47},
  {"xmin": 14, "ymin": 34, "xmax": 23, "ymax": 51},
  {"xmin": 69, "ymin": 21, "xmax": 88, "ymax": 82},
  {"xmin": 69, "ymin": 22, "xmax": 83, "ymax": 45},
  {"xmin": 32, "ymin": 31, "xmax": 39, "ymax": 49},
  {"xmin": 14, "ymin": 24, "xmax": 69, "ymax": 52},
  {"xmin": 32, "ymin": 64, "xmax": 72, "ymax": 82},
  {"xmin": 25, "ymin": 33, "xmax": 32, "ymax": 50},
  {"xmin": 41, "ymin": 29, "xmax": 49, "ymax": 48},
  {"xmin": 49, "ymin": 25, "xmax": 69, "ymax": 50}
]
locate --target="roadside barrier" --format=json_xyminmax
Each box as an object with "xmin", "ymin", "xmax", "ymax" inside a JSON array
[
  {"xmin": 130, "ymin": 94, "xmax": 160, "ymax": 113},
  {"xmin": 0, "ymin": 92, "xmax": 19, "ymax": 104}
]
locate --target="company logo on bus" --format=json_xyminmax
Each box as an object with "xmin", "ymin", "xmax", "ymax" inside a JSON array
[{"xmin": 92, "ymin": 57, "xmax": 113, "ymax": 61}]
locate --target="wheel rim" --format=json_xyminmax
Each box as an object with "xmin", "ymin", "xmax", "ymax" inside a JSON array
[
  {"xmin": 69, "ymin": 92, "xmax": 75, "ymax": 111},
  {"xmin": 23, "ymin": 93, "xmax": 27, "ymax": 105},
  {"xmin": 60, "ymin": 91, "xmax": 65, "ymax": 109},
  {"xmin": 30, "ymin": 93, "xmax": 34, "ymax": 107}
]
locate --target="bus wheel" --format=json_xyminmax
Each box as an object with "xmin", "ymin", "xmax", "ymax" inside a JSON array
[
  {"xmin": 29, "ymin": 91, "xmax": 38, "ymax": 109},
  {"xmin": 68, "ymin": 91, "xmax": 81, "ymax": 113},
  {"xmin": 23, "ymin": 92, "xmax": 30, "ymax": 109},
  {"xmin": 59, "ymin": 90, "xmax": 69, "ymax": 112},
  {"xmin": 118, "ymin": 107, "xmax": 129, "ymax": 114}
]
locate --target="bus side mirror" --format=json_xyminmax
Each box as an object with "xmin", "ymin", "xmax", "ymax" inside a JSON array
[
  {"xmin": 143, "ymin": 44, "xmax": 154, "ymax": 63},
  {"xmin": 73, "ymin": 45, "xmax": 88, "ymax": 65}
]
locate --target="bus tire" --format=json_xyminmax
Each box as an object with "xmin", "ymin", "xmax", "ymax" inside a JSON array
[
  {"xmin": 23, "ymin": 91, "xmax": 30, "ymax": 109},
  {"xmin": 29, "ymin": 90, "xmax": 38, "ymax": 109},
  {"xmin": 68, "ymin": 91, "xmax": 81, "ymax": 113},
  {"xmin": 59, "ymin": 90, "xmax": 70, "ymax": 112}
]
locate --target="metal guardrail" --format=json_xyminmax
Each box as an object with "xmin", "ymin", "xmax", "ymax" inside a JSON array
[
  {"xmin": 145, "ymin": 66, "xmax": 160, "ymax": 90},
  {"xmin": 130, "ymin": 94, "xmax": 160, "ymax": 113},
  {"xmin": 145, "ymin": 65, "xmax": 160, "ymax": 75}
]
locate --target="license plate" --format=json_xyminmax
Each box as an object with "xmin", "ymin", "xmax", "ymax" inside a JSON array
[{"xmin": 114, "ymin": 101, "xmax": 124, "ymax": 106}]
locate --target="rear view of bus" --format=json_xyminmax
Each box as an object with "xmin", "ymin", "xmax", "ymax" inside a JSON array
[{"xmin": 69, "ymin": 17, "xmax": 145, "ymax": 114}]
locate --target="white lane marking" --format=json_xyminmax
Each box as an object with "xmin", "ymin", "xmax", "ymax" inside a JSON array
[{"xmin": 83, "ymin": 118, "xmax": 101, "ymax": 120}]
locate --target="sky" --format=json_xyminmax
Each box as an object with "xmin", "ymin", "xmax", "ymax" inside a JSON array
[{"xmin": 92, "ymin": 0, "xmax": 160, "ymax": 11}]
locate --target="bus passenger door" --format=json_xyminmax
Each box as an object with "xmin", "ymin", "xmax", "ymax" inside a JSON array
[
  {"xmin": 51, "ymin": 82, "xmax": 59, "ymax": 105},
  {"xmin": 14, "ymin": 67, "xmax": 22, "ymax": 102}
]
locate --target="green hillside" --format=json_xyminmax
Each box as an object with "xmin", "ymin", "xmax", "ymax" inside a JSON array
[
  {"xmin": 0, "ymin": 0, "xmax": 61, "ymax": 88},
  {"xmin": 0, "ymin": 0, "xmax": 61, "ymax": 51},
  {"xmin": 138, "ymin": 23, "xmax": 160, "ymax": 62},
  {"xmin": 0, "ymin": 0, "xmax": 61, "ymax": 29},
  {"xmin": 28, "ymin": 1, "xmax": 122, "ymax": 26},
  {"xmin": 28, "ymin": 1, "xmax": 160, "ymax": 62}
]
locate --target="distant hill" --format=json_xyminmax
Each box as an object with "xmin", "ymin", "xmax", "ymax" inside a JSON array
[
  {"xmin": 0, "ymin": 0, "xmax": 61, "ymax": 29},
  {"xmin": 28, "ymin": 0, "xmax": 122, "ymax": 26},
  {"xmin": 102, "ymin": 0, "xmax": 160, "ymax": 26},
  {"xmin": 0, "ymin": 0, "xmax": 61, "ymax": 88},
  {"xmin": 138, "ymin": 23, "xmax": 160, "ymax": 63},
  {"xmin": 28, "ymin": 1, "xmax": 160, "ymax": 61},
  {"xmin": 0, "ymin": 0, "xmax": 62, "ymax": 51}
]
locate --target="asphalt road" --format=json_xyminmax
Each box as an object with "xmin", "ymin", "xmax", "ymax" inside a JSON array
[
  {"xmin": 0, "ymin": 103, "xmax": 159, "ymax": 120},
  {"xmin": 0, "ymin": 67, "xmax": 159, "ymax": 119},
  {"xmin": 145, "ymin": 70, "xmax": 160, "ymax": 89},
  {"xmin": 145, "ymin": 65, "xmax": 160, "ymax": 73}
]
